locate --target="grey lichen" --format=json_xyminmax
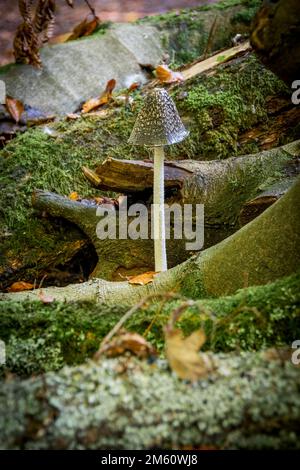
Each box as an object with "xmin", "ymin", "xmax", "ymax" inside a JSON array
[{"xmin": 1, "ymin": 351, "xmax": 300, "ymax": 449}]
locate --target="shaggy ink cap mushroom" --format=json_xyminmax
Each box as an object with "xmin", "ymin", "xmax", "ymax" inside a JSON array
[
  {"xmin": 128, "ymin": 87, "xmax": 189, "ymax": 146},
  {"xmin": 128, "ymin": 87, "xmax": 189, "ymax": 272}
]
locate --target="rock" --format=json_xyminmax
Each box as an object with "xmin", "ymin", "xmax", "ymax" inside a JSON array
[{"xmin": 0, "ymin": 24, "xmax": 164, "ymax": 116}]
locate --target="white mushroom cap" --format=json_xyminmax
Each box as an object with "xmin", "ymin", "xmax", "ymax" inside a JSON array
[{"xmin": 128, "ymin": 88, "xmax": 189, "ymax": 146}]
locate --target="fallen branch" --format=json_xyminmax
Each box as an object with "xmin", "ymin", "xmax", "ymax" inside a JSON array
[
  {"xmin": 95, "ymin": 292, "xmax": 180, "ymax": 357},
  {"xmin": 2, "ymin": 175, "xmax": 299, "ymax": 304},
  {"xmin": 182, "ymin": 41, "xmax": 251, "ymax": 81},
  {"xmin": 26, "ymin": 141, "xmax": 299, "ymax": 280}
]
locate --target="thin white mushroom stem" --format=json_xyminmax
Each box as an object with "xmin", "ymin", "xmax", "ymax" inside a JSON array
[{"xmin": 153, "ymin": 145, "xmax": 167, "ymax": 271}]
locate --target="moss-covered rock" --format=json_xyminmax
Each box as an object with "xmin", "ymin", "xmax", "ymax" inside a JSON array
[
  {"xmin": 1, "ymin": 271, "xmax": 299, "ymax": 377},
  {"xmin": 142, "ymin": 0, "xmax": 262, "ymax": 67}
]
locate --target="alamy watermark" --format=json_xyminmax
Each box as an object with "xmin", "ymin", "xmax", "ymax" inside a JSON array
[
  {"xmin": 0, "ymin": 340, "xmax": 5, "ymax": 365},
  {"xmin": 0, "ymin": 80, "xmax": 5, "ymax": 104},
  {"xmin": 291, "ymin": 80, "xmax": 300, "ymax": 105},
  {"xmin": 291, "ymin": 340, "xmax": 300, "ymax": 365},
  {"xmin": 95, "ymin": 198, "xmax": 204, "ymax": 251}
]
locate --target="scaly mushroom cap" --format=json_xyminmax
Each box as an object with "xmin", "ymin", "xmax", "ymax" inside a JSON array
[{"xmin": 128, "ymin": 88, "xmax": 189, "ymax": 146}]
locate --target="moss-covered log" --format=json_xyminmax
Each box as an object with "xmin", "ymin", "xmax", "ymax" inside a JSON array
[
  {"xmin": 251, "ymin": 0, "xmax": 300, "ymax": 86},
  {"xmin": 1, "ymin": 350, "xmax": 300, "ymax": 450},
  {"xmin": 1, "ymin": 2, "xmax": 299, "ymax": 288},
  {"xmin": 0, "ymin": 271, "xmax": 299, "ymax": 377},
  {"xmin": 29, "ymin": 141, "xmax": 300, "ymax": 279},
  {"xmin": 2, "ymin": 176, "xmax": 300, "ymax": 303}
]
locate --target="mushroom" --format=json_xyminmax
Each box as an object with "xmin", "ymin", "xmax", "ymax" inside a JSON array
[{"xmin": 128, "ymin": 87, "xmax": 189, "ymax": 272}]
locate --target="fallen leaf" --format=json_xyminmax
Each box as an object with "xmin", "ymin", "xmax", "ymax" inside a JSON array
[
  {"xmin": 69, "ymin": 191, "xmax": 79, "ymax": 200},
  {"xmin": 5, "ymin": 96, "xmax": 24, "ymax": 123},
  {"xmin": 156, "ymin": 65, "xmax": 184, "ymax": 84},
  {"xmin": 128, "ymin": 271, "xmax": 158, "ymax": 285},
  {"xmin": 38, "ymin": 290, "xmax": 54, "ymax": 304},
  {"xmin": 165, "ymin": 328, "xmax": 209, "ymax": 381},
  {"xmin": 8, "ymin": 281, "xmax": 34, "ymax": 292},
  {"xmin": 82, "ymin": 79, "xmax": 116, "ymax": 113},
  {"xmin": 68, "ymin": 13, "xmax": 100, "ymax": 41},
  {"xmin": 82, "ymin": 97, "xmax": 103, "ymax": 114},
  {"xmin": 128, "ymin": 82, "xmax": 140, "ymax": 92},
  {"xmin": 97, "ymin": 329, "xmax": 156, "ymax": 359},
  {"xmin": 105, "ymin": 78, "xmax": 117, "ymax": 95},
  {"xmin": 49, "ymin": 32, "xmax": 73, "ymax": 44}
]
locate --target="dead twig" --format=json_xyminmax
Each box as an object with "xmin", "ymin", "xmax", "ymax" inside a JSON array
[{"xmin": 95, "ymin": 292, "xmax": 182, "ymax": 358}]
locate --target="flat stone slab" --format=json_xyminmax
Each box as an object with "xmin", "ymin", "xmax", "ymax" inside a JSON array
[{"xmin": 0, "ymin": 24, "xmax": 164, "ymax": 115}]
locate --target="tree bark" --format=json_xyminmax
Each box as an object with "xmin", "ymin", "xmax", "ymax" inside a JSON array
[
  {"xmin": 25, "ymin": 141, "xmax": 299, "ymax": 280},
  {"xmin": 239, "ymin": 177, "xmax": 297, "ymax": 226},
  {"xmin": 2, "ymin": 174, "xmax": 299, "ymax": 304},
  {"xmin": 1, "ymin": 350, "xmax": 299, "ymax": 449}
]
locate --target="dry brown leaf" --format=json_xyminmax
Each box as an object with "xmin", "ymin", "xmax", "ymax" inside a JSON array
[
  {"xmin": 8, "ymin": 281, "xmax": 34, "ymax": 292},
  {"xmin": 82, "ymin": 97, "xmax": 103, "ymax": 114},
  {"xmin": 128, "ymin": 82, "xmax": 140, "ymax": 92},
  {"xmin": 49, "ymin": 32, "xmax": 73, "ymax": 44},
  {"xmin": 156, "ymin": 65, "xmax": 184, "ymax": 84},
  {"xmin": 99, "ymin": 329, "xmax": 156, "ymax": 358},
  {"xmin": 69, "ymin": 191, "xmax": 79, "ymax": 200},
  {"xmin": 128, "ymin": 271, "xmax": 158, "ymax": 285},
  {"xmin": 5, "ymin": 96, "xmax": 24, "ymax": 123},
  {"xmin": 82, "ymin": 79, "xmax": 116, "ymax": 113},
  {"xmin": 68, "ymin": 13, "xmax": 100, "ymax": 41},
  {"xmin": 165, "ymin": 328, "xmax": 208, "ymax": 381}
]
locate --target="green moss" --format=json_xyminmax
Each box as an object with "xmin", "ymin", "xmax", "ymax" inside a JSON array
[
  {"xmin": 5, "ymin": 336, "xmax": 64, "ymax": 376},
  {"xmin": 1, "ymin": 271, "xmax": 299, "ymax": 377},
  {"xmin": 0, "ymin": 103, "xmax": 146, "ymax": 275},
  {"xmin": 171, "ymin": 55, "xmax": 288, "ymax": 159},
  {"xmin": 0, "ymin": 300, "xmax": 128, "ymax": 376},
  {"xmin": 232, "ymin": 0, "xmax": 261, "ymax": 24}
]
